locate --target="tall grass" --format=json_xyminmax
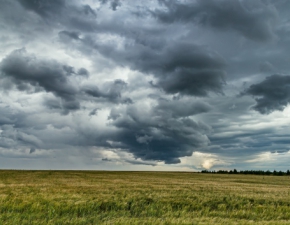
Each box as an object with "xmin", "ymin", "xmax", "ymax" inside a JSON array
[{"xmin": 0, "ymin": 171, "xmax": 290, "ymax": 224}]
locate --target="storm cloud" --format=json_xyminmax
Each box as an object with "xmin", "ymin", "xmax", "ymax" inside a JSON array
[
  {"xmin": 82, "ymin": 79, "xmax": 133, "ymax": 104},
  {"xmin": 99, "ymin": 0, "xmax": 121, "ymax": 11},
  {"xmin": 0, "ymin": 48, "xmax": 81, "ymax": 112},
  {"xmin": 243, "ymin": 75, "xmax": 290, "ymax": 114},
  {"xmin": 18, "ymin": 0, "xmax": 98, "ymax": 32},
  {"xmin": 0, "ymin": 0, "xmax": 290, "ymax": 170},
  {"xmin": 82, "ymin": 37, "xmax": 227, "ymax": 96},
  {"xmin": 106, "ymin": 98, "xmax": 212, "ymax": 164},
  {"xmin": 153, "ymin": 0, "xmax": 277, "ymax": 41}
]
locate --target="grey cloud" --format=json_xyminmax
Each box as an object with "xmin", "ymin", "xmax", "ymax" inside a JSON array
[
  {"xmin": 102, "ymin": 157, "xmax": 111, "ymax": 161},
  {"xmin": 189, "ymin": 93, "xmax": 286, "ymax": 158},
  {"xmin": 124, "ymin": 159, "xmax": 156, "ymax": 166},
  {"xmin": 0, "ymin": 108, "xmax": 18, "ymax": 126},
  {"xmin": 99, "ymin": 0, "xmax": 122, "ymax": 11},
  {"xmin": 77, "ymin": 68, "xmax": 89, "ymax": 77},
  {"xmin": 58, "ymin": 31, "xmax": 81, "ymax": 43},
  {"xmin": 0, "ymin": 112, "xmax": 82, "ymax": 153},
  {"xmin": 136, "ymin": 135, "xmax": 152, "ymax": 144},
  {"xmin": 0, "ymin": 124, "xmax": 42, "ymax": 149},
  {"xmin": 92, "ymin": 39, "xmax": 226, "ymax": 96},
  {"xmin": 259, "ymin": 61, "xmax": 275, "ymax": 73},
  {"xmin": 63, "ymin": 65, "xmax": 76, "ymax": 75},
  {"xmin": 111, "ymin": 0, "xmax": 121, "ymax": 11},
  {"xmin": 29, "ymin": 147, "xmax": 36, "ymax": 154},
  {"xmin": 18, "ymin": 0, "xmax": 97, "ymax": 32},
  {"xmin": 60, "ymin": 99, "xmax": 81, "ymax": 114},
  {"xmin": 0, "ymin": 48, "xmax": 81, "ymax": 112},
  {"xmin": 158, "ymin": 68, "xmax": 226, "ymax": 96},
  {"xmin": 83, "ymin": 79, "xmax": 133, "ymax": 104},
  {"xmin": 17, "ymin": 132, "xmax": 42, "ymax": 147},
  {"xmin": 156, "ymin": 98, "xmax": 212, "ymax": 118},
  {"xmin": 18, "ymin": 0, "xmax": 64, "ymax": 18},
  {"xmin": 43, "ymin": 97, "xmax": 63, "ymax": 111},
  {"xmin": 207, "ymin": 127, "xmax": 290, "ymax": 161},
  {"xmin": 242, "ymin": 75, "xmax": 290, "ymax": 114},
  {"xmin": 101, "ymin": 157, "xmax": 156, "ymax": 166},
  {"xmin": 53, "ymin": 3, "xmax": 227, "ymax": 98},
  {"xmin": 154, "ymin": 0, "xmax": 277, "ymax": 41},
  {"xmin": 89, "ymin": 108, "xmax": 99, "ymax": 116},
  {"xmin": 107, "ymin": 101, "xmax": 211, "ymax": 164},
  {"xmin": 82, "ymin": 86, "xmax": 103, "ymax": 98},
  {"xmin": 2, "ymin": 0, "xmax": 290, "ymax": 170}
]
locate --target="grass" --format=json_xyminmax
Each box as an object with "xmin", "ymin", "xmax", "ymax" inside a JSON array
[{"xmin": 0, "ymin": 171, "xmax": 290, "ymax": 224}]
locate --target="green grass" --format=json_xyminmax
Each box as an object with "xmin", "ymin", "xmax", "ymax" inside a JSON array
[{"xmin": 0, "ymin": 171, "xmax": 290, "ymax": 224}]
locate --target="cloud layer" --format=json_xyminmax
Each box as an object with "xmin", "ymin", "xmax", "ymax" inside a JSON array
[
  {"xmin": 243, "ymin": 75, "xmax": 290, "ymax": 114},
  {"xmin": 0, "ymin": 0, "xmax": 290, "ymax": 170}
]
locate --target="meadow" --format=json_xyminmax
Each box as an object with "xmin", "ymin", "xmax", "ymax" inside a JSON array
[{"xmin": 0, "ymin": 170, "xmax": 290, "ymax": 224}]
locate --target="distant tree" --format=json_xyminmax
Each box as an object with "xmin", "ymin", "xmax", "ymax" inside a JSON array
[
  {"xmin": 200, "ymin": 169, "xmax": 290, "ymax": 176},
  {"xmin": 278, "ymin": 171, "xmax": 284, "ymax": 176}
]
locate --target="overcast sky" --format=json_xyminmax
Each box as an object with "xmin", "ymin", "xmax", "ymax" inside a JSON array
[{"xmin": 0, "ymin": 0, "xmax": 290, "ymax": 171}]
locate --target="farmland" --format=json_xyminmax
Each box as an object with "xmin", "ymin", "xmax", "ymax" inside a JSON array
[{"xmin": 0, "ymin": 170, "xmax": 290, "ymax": 224}]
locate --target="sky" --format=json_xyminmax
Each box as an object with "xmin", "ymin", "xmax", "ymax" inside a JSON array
[{"xmin": 0, "ymin": 0, "xmax": 290, "ymax": 171}]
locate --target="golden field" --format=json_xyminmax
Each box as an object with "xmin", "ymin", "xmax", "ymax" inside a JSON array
[{"xmin": 0, "ymin": 170, "xmax": 290, "ymax": 224}]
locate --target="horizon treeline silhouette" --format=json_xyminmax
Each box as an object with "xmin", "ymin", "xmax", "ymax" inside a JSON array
[{"xmin": 201, "ymin": 169, "xmax": 290, "ymax": 176}]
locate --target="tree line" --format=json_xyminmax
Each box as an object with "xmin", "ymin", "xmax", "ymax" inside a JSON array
[{"xmin": 200, "ymin": 169, "xmax": 290, "ymax": 176}]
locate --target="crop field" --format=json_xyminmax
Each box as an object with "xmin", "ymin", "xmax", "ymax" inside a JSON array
[{"xmin": 0, "ymin": 171, "xmax": 290, "ymax": 224}]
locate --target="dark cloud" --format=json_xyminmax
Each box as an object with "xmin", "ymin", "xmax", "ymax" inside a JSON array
[
  {"xmin": 0, "ymin": 123, "xmax": 42, "ymax": 149},
  {"xmin": 77, "ymin": 68, "xmax": 89, "ymax": 77},
  {"xmin": 29, "ymin": 147, "xmax": 36, "ymax": 154},
  {"xmin": 242, "ymin": 75, "xmax": 290, "ymax": 114},
  {"xmin": 155, "ymin": 98, "xmax": 212, "ymax": 118},
  {"xmin": 110, "ymin": 0, "xmax": 121, "ymax": 11},
  {"xmin": 63, "ymin": 65, "xmax": 76, "ymax": 75},
  {"xmin": 42, "ymin": 1, "xmax": 229, "ymax": 98},
  {"xmin": 89, "ymin": 108, "xmax": 99, "ymax": 116},
  {"xmin": 92, "ymin": 40, "xmax": 226, "ymax": 96},
  {"xmin": 57, "ymin": 15, "xmax": 227, "ymax": 97},
  {"xmin": 102, "ymin": 157, "xmax": 111, "ymax": 161},
  {"xmin": 124, "ymin": 159, "xmax": 156, "ymax": 166},
  {"xmin": 82, "ymin": 79, "xmax": 133, "ymax": 104},
  {"xmin": 58, "ymin": 31, "xmax": 81, "ymax": 42},
  {"xmin": 1, "ymin": 0, "xmax": 290, "ymax": 170},
  {"xmin": 107, "ymin": 100, "xmax": 211, "ymax": 164},
  {"xmin": 153, "ymin": 0, "xmax": 277, "ymax": 42},
  {"xmin": 259, "ymin": 61, "xmax": 275, "ymax": 73},
  {"xmin": 99, "ymin": 0, "xmax": 122, "ymax": 11},
  {"xmin": 18, "ymin": 0, "xmax": 97, "ymax": 32},
  {"xmin": 0, "ymin": 48, "xmax": 81, "ymax": 112},
  {"xmin": 158, "ymin": 68, "xmax": 225, "ymax": 96},
  {"xmin": 43, "ymin": 97, "xmax": 63, "ymax": 111},
  {"xmin": 18, "ymin": 0, "xmax": 65, "ymax": 18},
  {"xmin": 0, "ymin": 49, "xmax": 132, "ymax": 114}
]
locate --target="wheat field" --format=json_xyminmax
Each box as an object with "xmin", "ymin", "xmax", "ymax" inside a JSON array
[{"xmin": 0, "ymin": 170, "xmax": 290, "ymax": 224}]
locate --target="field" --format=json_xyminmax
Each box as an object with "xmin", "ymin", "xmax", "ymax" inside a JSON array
[{"xmin": 0, "ymin": 171, "xmax": 290, "ymax": 224}]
